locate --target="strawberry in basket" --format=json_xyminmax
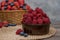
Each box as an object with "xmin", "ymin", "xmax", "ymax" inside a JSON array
[{"xmin": 0, "ymin": 22, "xmax": 3, "ymax": 28}]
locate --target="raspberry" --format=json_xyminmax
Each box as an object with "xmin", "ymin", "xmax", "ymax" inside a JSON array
[
  {"xmin": 37, "ymin": 18, "xmax": 43, "ymax": 24},
  {"xmin": 37, "ymin": 14, "xmax": 42, "ymax": 18},
  {"xmin": 32, "ymin": 19, "xmax": 37, "ymax": 24},
  {"xmin": 32, "ymin": 11, "xmax": 36, "ymax": 16},
  {"xmin": 43, "ymin": 17, "xmax": 50, "ymax": 24},
  {"xmin": 28, "ymin": 9, "xmax": 33, "ymax": 13},
  {"xmin": 35, "ymin": 7, "xmax": 43, "ymax": 13},
  {"xmin": 16, "ymin": 29, "xmax": 23, "ymax": 35}
]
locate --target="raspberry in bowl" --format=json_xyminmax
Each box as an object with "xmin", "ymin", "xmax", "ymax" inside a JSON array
[{"xmin": 22, "ymin": 7, "xmax": 51, "ymax": 35}]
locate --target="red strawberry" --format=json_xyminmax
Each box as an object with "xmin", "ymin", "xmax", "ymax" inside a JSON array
[
  {"xmin": 7, "ymin": 5, "xmax": 11, "ymax": 10},
  {"xmin": 0, "ymin": 22, "xmax": 3, "ymax": 28},
  {"xmin": 9, "ymin": 0, "xmax": 14, "ymax": 2},
  {"xmin": 3, "ymin": 21, "xmax": 8, "ymax": 26},
  {"xmin": 43, "ymin": 17, "xmax": 50, "ymax": 24},
  {"xmin": 14, "ymin": 2, "xmax": 19, "ymax": 7},
  {"xmin": 32, "ymin": 19, "xmax": 37, "ymax": 24},
  {"xmin": 37, "ymin": 18, "xmax": 43, "ymax": 24},
  {"xmin": 16, "ymin": 29, "xmax": 23, "ymax": 35},
  {"xmin": 26, "ymin": 4, "xmax": 31, "ymax": 10},
  {"xmin": 1, "ymin": 7, "xmax": 4, "ymax": 10},
  {"xmin": 18, "ymin": 0, "xmax": 24, "ymax": 5},
  {"xmin": 12, "ymin": 6, "xmax": 17, "ymax": 10},
  {"xmin": 1, "ymin": 1, "xmax": 6, "ymax": 7}
]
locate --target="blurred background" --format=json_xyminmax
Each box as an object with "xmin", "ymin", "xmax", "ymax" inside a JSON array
[{"xmin": 0, "ymin": 0, "xmax": 60, "ymax": 25}]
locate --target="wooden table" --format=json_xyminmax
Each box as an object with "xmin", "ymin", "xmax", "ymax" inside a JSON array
[
  {"xmin": 0, "ymin": 25, "xmax": 56, "ymax": 40},
  {"xmin": 44, "ymin": 24, "xmax": 60, "ymax": 40}
]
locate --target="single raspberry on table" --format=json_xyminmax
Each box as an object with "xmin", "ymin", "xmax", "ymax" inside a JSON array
[{"xmin": 16, "ymin": 29, "xmax": 23, "ymax": 35}]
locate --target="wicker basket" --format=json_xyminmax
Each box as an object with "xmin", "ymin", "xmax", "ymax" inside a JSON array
[
  {"xmin": 0, "ymin": 10, "xmax": 26, "ymax": 25},
  {"xmin": 22, "ymin": 24, "xmax": 50, "ymax": 35}
]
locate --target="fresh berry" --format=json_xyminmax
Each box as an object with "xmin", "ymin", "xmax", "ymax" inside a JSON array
[
  {"xmin": 0, "ymin": 22, "xmax": 3, "ymax": 28},
  {"xmin": 9, "ymin": 0, "xmax": 14, "ymax": 2},
  {"xmin": 14, "ymin": 2, "xmax": 19, "ymax": 7},
  {"xmin": 1, "ymin": 1, "xmax": 6, "ymax": 7},
  {"xmin": 18, "ymin": 0, "xmax": 24, "ymax": 5},
  {"xmin": 16, "ymin": 29, "xmax": 23, "ymax": 35},
  {"xmin": 37, "ymin": 14, "xmax": 42, "ymax": 18},
  {"xmin": 5, "ymin": 0, "xmax": 9, "ymax": 2},
  {"xmin": 23, "ymin": 6, "xmax": 26, "ymax": 10},
  {"xmin": 32, "ymin": 11, "xmax": 36, "ymax": 16},
  {"xmin": 4, "ymin": 6, "xmax": 8, "ymax": 10},
  {"xmin": 20, "ymin": 32, "xmax": 24, "ymax": 36},
  {"xmin": 32, "ymin": 19, "xmax": 37, "ymax": 24},
  {"xmin": 43, "ymin": 17, "xmax": 50, "ymax": 24},
  {"xmin": 20, "ymin": 5, "xmax": 23, "ymax": 8},
  {"xmin": 8, "ymin": 24, "xmax": 16, "ymax": 26},
  {"xmin": 3, "ymin": 21, "xmax": 8, "ymax": 26},
  {"xmin": 26, "ymin": 4, "xmax": 31, "ymax": 10},
  {"xmin": 28, "ymin": 9, "xmax": 33, "ymax": 13},
  {"xmin": 37, "ymin": 18, "xmax": 43, "ymax": 24},
  {"xmin": 35, "ymin": 7, "xmax": 43, "ymax": 13},
  {"xmin": 7, "ymin": 5, "xmax": 11, "ymax": 10},
  {"xmin": 4, "ymin": 3, "xmax": 8, "ymax": 6},
  {"xmin": 12, "ymin": 6, "xmax": 17, "ymax": 10},
  {"xmin": 24, "ymin": 33, "xmax": 28, "ymax": 37},
  {"xmin": 10, "ymin": 2, "xmax": 14, "ymax": 7}
]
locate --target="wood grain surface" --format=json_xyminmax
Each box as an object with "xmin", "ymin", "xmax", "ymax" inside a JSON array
[{"xmin": 0, "ymin": 25, "xmax": 56, "ymax": 40}]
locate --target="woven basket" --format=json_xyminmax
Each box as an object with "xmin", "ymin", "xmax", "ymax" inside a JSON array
[
  {"xmin": 22, "ymin": 24, "xmax": 50, "ymax": 35},
  {"xmin": 0, "ymin": 10, "xmax": 26, "ymax": 25}
]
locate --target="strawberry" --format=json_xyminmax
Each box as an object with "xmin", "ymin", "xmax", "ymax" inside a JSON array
[
  {"xmin": 5, "ymin": 0, "xmax": 9, "ymax": 3},
  {"xmin": 1, "ymin": 7, "xmax": 4, "ymax": 10},
  {"xmin": 12, "ymin": 6, "xmax": 17, "ymax": 10},
  {"xmin": 16, "ymin": 29, "xmax": 23, "ymax": 35},
  {"xmin": 7, "ymin": 5, "xmax": 11, "ymax": 10},
  {"xmin": 1, "ymin": 1, "xmax": 6, "ymax": 7},
  {"xmin": 3, "ymin": 21, "xmax": 8, "ymax": 26},
  {"xmin": 43, "ymin": 17, "xmax": 50, "ymax": 24},
  {"xmin": 18, "ymin": 0, "xmax": 24, "ymax": 5},
  {"xmin": 26, "ymin": 4, "xmax": 31, "ymax": 10},
  {"xmin": 37, "ymin": 18, "xmax": 43, "ymax": 24},
  {"xmin": 14, "ymin": 2, "xmax": 19, "ymax": 7},
  {"xmin": 32, "ymin": 19, "xmax": 37, "ymax": 24},
  {"xmin": 9, "ymin": 2, "xmax": 14, "ymax": 7},
  {"xmin": 0, "ymin": 22, "xmax": 3, "ymax": 28},
  {"xmin": 9, "ymin": 0, "xmax": 14, "ymax": 2}
]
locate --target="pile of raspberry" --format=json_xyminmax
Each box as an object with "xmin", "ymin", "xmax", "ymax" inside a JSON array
[
  {"xmin": 22, "ymin": 7, "xmax": 50, "ymax": 25},
  {"xmin": 0, "ymin": 0, "xmax": 30, "ymax": 10}
]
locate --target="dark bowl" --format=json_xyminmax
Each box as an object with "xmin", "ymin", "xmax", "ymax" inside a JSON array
[{"xmin": 22, "ymin": 23, "xmax": 50, "ymax": 35}]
